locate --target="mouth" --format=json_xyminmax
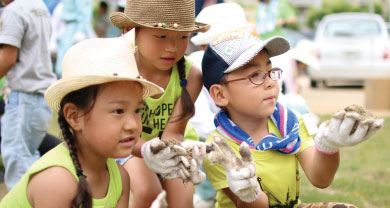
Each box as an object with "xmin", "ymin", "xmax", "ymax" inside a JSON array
[
  {"xmin": 160, "ymin": 57, "xmax": 176, "ymax": 63},
  {"xmin": 119, "ymin": 137, "xmax": 134, "ymax": 144},
  {"xmin": 264, "ymin": 96, "xmax": 275, "ymax": 101}
]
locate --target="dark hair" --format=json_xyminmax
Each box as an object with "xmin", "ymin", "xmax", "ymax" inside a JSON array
[
  {"xmin": 58, "ymin": 85, "xmax": 100, "ymax": 208},
  {"xmin": 171, "ymin": 56, "xmax": 195, "ymax": 122}
]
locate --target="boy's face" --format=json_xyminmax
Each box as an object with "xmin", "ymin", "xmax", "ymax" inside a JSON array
[
  {"xmin": 135, "ymin": 27, "xmax": 190, "ymax": 72},
  {"xmin": 211, "ymin": 50, "xmax": 280, "ymax": 121},
  {"xmin": 75, "ymin": 81, "xmax": 144, "ymax": 159}
]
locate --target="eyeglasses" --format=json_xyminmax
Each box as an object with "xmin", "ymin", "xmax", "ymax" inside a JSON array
[{"xmin": 220, "ymin": 67, "xmax": 283, "ymax": 86}]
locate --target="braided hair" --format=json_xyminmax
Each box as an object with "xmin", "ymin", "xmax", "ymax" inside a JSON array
[
  {"xmin": 171, "ymin": 56, "xmax": 195, "ymax": 122},
  {"xmin": 58, "ymin": 85, "xmax": 100, "ymax": 208}
]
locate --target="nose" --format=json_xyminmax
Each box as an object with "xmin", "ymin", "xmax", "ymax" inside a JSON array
[
  {"xmin": 124, "ymin": 114, "xmax": 140, "ymax": 133},
  {"xmin": 165, "ymin": 38, "xmax": 178, "ymax": 53},
  {"xmin": 263, "ymin": 74, "xmax": 276, "ymax": 89}
]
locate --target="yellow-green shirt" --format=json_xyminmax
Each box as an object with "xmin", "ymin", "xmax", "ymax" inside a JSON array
[
  {"xmin": 0, "ymin": 143, "xmax": 122, "ymax": 208},
  {"xmin": 203, "ymin": 115, "xmax": 314, "ymax": 208},
  {"xmin": 141, "ymin": 57, "xmax": 198, "ymax": 141}
]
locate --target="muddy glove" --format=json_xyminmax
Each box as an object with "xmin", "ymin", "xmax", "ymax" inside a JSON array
[
  {"xmin": 315, "ymin": 105, "xmax": 384, "ymax": 154},
  {"xmin": 150, "ymin": 191, "xmax": 167, "ymax": 208},
  {"xmin": 178, "ymin": 141, "xmax": 216, "ymax": 184},
  {"xmin": 141, "ymin": 138, "xmax": 187, "ymax": 175},
  {"xmin": 209, "ymin": 134, "xmax": 261, "ymax": 203},
  {"xmin": 163, "ymin": 141, "xmax": 216, "ymax": 184}
]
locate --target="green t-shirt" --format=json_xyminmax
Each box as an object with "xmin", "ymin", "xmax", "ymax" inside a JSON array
[
  {"xmin": 203, "ymin": 114, "xmax": 314, "ymax": 208},
  {"xmin": 141, "ymin": 56, "xmax": 198, "ymax": 141},
  {"xmin": 0, "ymin": 144, "xmax": 123, "ymax": 208}
]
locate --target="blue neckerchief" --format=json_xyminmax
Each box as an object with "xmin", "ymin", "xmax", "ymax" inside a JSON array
[{"xmin": 214, "ymin": 102, "xmax": 301, "ymax": 154}]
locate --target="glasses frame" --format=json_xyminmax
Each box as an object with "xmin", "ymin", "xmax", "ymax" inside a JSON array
[{"xmin": 220, "ymin": 67, "xmax": 283, "ymax": 86}]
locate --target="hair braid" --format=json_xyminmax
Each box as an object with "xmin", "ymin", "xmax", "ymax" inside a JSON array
[
  {"xmin": 171, "ymin": 56, "xmax": 195, "ymax": 122},
  {"xmin": 58, "ymin": 110, "xmax": 92, "ymax": 208}
]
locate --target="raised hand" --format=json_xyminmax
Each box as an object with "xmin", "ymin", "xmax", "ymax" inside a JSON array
[
  {"xmin": 150, "ymin": 191, "xmax": 167, "ymax": 208},
  {"xmin": 315, "ymin": 105, "xmax": 384, "ymax": 154},
  {"xmin": 209, "ymin": 134, "xmax": 261, "ymax": 203}
]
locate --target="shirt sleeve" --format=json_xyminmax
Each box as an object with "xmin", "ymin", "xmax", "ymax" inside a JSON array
[
  {"xmin": 0, "ymin": 9, "xmax": 24, "ymax": 48},
  {"xmin": 297, "ymin": 114, "xmax": 314, "ymax": 154}
]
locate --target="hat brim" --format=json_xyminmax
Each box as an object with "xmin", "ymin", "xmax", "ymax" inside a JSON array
[
  {"xmin": 225, "ymin": 36, "xmax": 290, "ymax": 73},
  {"xmin": 45, "ymin": 75, "xmax": 163, "ymax": 112},
  {"xmin": 191, "ymin": 23, "xmax": 255, "ymax": 46},
  {"xmin": 110, "ymin": 12, "xmax": 210, "ymax": 32}
]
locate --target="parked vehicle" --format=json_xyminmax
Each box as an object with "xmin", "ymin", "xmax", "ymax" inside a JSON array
[{"xmin": 308, "ymin": 13, "xmax": 390, "ymax": 87}]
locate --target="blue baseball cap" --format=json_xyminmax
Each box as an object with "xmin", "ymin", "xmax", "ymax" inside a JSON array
[{"xmin": 202, "ymin": 30, "xmax": 290, "ymax": 91}]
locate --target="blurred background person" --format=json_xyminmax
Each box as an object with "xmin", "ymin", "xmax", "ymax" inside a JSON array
[
  {"xmin": 54, "ymin": 0, "xmax": 96, "ymax": 78},
  {"xmin": 0, "ymin": 0, "xmax": 57, "ymax": 190},
  {"xmin": 93, "ymin": 0, "xmax": 110, "ymax": 37},
  {"xmin": 255, "ymin": 0, "xmax": 297, "ymax": 40},
  {"xmin": 106, "ymin": 0, "xmax": 125, "ymax": 38},
  {"xmin": 188, "ymin": 3, "xmax": 254, "ymax": 207}
]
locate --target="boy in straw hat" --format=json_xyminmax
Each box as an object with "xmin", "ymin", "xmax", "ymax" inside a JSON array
[
  {"xmin": 0, "ymin": 29, "xmax": 209, "ymax": 208},
  {"xmin": 110, "ymin": 0, "xmax": 211, "ymax": 207},
  {"xmin": 201, "ymin": 30, "xmax": 383, "ymax": 207}
]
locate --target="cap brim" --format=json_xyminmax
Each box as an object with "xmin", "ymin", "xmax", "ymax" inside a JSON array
[
  {"xmin": 110, "ymin": 12, "xmax": 210, "ymax": 32},
  {"xmin": 191, "ymin": 23, "xmax": 255, "ymax": 46},
  {"xmin": 45, "ymin": 76, "xmax": 163, "ymax": 112},
  {"xmin": 225, "ymin": 36, "xmax": 290, "ymax": 73}
]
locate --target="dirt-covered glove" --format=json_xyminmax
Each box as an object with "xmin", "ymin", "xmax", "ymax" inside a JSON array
[
  {"xmin": 178, "ymin": 140, "xmax": 216, "ymax": 184},
  {"xmin": 162, "ymin": 140, "xmax": 216, "ymax": 184},
  {"xmin": 315, "ymin": 105, "xmax": 384, "ymax": 154},
  {"xmin": 141, "ymin": 138, "xmax": 187, "ymax": 175},
  {"xmin": 150, "ymin": 191, "xmax": 167, "ymax": 208},
  {"xmin": 209, "ymin": 134, "xmax": 261, "ymax": 203}
]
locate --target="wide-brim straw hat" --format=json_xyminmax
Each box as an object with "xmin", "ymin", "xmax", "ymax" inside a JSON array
[
  {"xmin": 45, "ymin": 30, "xmax": 163, "ymax": 112},
  {"xmin": 110, "ymin": 0, "xmax": 210, "ymax": 32},
  {"xmin": 191, "ymin": 3, "xmax": 255, "ymax": 46}
]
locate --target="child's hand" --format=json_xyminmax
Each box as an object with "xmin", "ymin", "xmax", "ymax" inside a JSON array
[
  {"xmin": 150, "ymin": 191, "xmax": 167, "ymax": 208},
  {"xmin": 141, "ymin": 138, "xmax": 186, "ymax": 175},
  {"xmin": 315, "ymin": 105, "xmax": 384, "ymax": 154},
  {"xmin": 209, "ymin": 134, "xmax": 261, "ymax": 203}
]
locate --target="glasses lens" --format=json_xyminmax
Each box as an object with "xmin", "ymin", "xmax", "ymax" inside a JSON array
[
  {"xmin": 270, "ymin": 69, "xmax": 282, "ymax": 81},
  {"xmin": 250, "ymin": 71, "xmax": 265, "ymax": 85}
]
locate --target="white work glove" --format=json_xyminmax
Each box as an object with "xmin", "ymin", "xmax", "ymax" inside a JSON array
[
  {"xmin": 314, "ymin": 105, "xmax": 384, "ymax": 154},
  {"xmin": 150, "ymin": 191, "xmax": 167, "ymax": 208},
  {"xmin": 163, "ymin": 140, "xmax": 216, "ymax": 184},
  {"xmin": 209, "ymin": 134, "xmax": 261, "ymax": 203},
  {"xmin": 141, "ymin": 138, "xmax": 186, "ymax": 175}
]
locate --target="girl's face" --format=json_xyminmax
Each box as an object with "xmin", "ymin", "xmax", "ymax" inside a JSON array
[
  {"xmin": 135, "ymin": 27, "xmax": 190, "ymax": 72},
  {"xmin": 77, "ymin": 81, "xmax": 144, "ymax": 159},
  {"xmin": 222, "ymin": 50, "xmax": 280, "ymax": 121}
]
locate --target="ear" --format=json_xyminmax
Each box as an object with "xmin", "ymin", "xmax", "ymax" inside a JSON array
[
  {"xmin": 209, "ymin": 84, "xmax": 229, "ymax": 107},
  {"xmin": 63, "ymin": 103, "xmax": 83, "ymax": 132},
  {"xmin": 123, "ymin": 26, "xmax": 135, "ymax": 34}
]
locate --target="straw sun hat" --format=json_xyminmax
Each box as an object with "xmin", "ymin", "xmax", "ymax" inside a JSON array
[
  {"xmin": 191, "ymin": 3, "xmax": 255, "ymax": 46},
  {"xmin": 45, "ymin": 30, "xmax": 163, "ymax": 112},
  {"xmin": 109, "ymin": 0, "xmax": 210, "ymax": 32}
]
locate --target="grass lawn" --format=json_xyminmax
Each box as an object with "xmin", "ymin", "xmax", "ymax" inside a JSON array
[{"xmin": 299, "ymin": 115, "xmax": 390, "ymax": 208}]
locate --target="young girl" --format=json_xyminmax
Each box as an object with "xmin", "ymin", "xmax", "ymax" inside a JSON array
[
  {"xmin": 0, "ymin": 32, "xmax": 164, "ymax": 207},
  {"xmin": 109, "ymin": 0, "xmax": 210, "ymax": 207}
]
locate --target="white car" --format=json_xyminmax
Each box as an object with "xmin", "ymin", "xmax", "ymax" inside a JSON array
[{"xmin": 308, "ymin": 12, "xmax": 390, "ymax": 87}]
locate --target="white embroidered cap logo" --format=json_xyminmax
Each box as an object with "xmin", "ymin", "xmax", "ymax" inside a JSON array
[{"xmin": 224, "ymin": 40, "xmax": 241, "ymax": 56}]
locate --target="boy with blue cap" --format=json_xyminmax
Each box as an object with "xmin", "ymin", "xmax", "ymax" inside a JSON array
[{"xmin": 202, "ymin": 30, "xmax": 383, "ymax": 207}]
